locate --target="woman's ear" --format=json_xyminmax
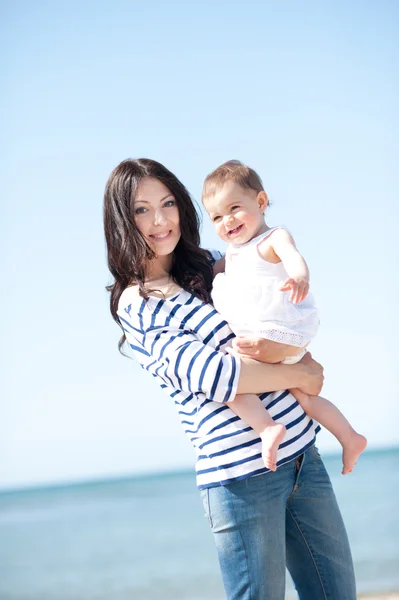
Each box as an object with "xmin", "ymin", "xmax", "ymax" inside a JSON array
[{"xmin": 257, "ymin": 191, "xmax": 268, "ymax": 214}]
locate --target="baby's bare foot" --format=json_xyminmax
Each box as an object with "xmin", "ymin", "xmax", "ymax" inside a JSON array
[
  {"xmin": 342, "ymin": 432, "xmax": 367, "ymax": 474},
  {"xmin": 260, "ymin": 423, "xmax": 286, "ymax": 471}
]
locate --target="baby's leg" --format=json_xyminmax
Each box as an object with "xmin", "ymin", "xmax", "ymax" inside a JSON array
[
  {"xmin": 290, "ymin": 390, "xmax": 367, "ymax": 474},
  {"xmin": 283, "ymin": 349, "xmax": 367, "ymax": 473},
  {"xmin": 228, "ymin": 394, "xmax": 286, "ymax": 472}
]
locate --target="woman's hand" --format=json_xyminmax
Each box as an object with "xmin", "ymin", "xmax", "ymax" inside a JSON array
[
  {"xmin": 228, "ymin": 336, "xmax": 301, "ymax": 364},
  {"xmin": 295, "ymin": 352, "xmax": 324, "ymax": 396}
]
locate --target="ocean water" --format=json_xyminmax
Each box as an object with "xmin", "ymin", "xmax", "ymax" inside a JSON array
[{"xmin": 1, "ymin": 448, "xmax": 398, "ymax": 600}]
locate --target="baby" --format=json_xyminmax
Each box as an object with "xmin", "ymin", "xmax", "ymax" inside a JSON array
[{"xmin": 202, "ymin": 160, "xmax": 367, "ymax": 474}]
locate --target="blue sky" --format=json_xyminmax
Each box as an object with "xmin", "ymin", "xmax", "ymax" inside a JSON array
[{"xmin": 1, "ymin": 0, "xmax": 398, "ymax": 489}]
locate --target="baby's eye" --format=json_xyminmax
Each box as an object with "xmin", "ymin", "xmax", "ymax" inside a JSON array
[
  {"xmin": 134, "ymin": 206, "xmax": 147, "ymax": 215},
  {"xmin": 163, "ymin": 199, "xmax": 176, "ymax": 207},
  {"xmin": 231, "ymin": 205, "xmax": 240, "ymax": 211},
  {"xmin": 213, "ymin": 216, "xmax": 221, "ymax": 223}
]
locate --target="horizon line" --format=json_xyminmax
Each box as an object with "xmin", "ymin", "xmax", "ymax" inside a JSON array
[{"xmin": 1, "ymin": 444, "xmax": 398, "ymax": 496}]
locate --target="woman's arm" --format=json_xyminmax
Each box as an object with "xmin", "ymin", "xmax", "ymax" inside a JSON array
[
  {"xmin": 230, "ymin": 335, "xmax": 324, "ymax": 394},
  {"xmin": 237, "ymin": 353, "xmax": 323, "ymax": 397},
  {"xmin": 142, "ymin": 327, "xmax": 323, "ymax": 402}
]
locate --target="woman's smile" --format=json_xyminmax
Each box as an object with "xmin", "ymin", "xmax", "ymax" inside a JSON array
[{"xmin": 149, "ymin": 230, "xmax": 173, "ymax": 240}]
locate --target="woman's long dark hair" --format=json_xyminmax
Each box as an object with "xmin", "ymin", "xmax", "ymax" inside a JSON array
[{"xmin": 104, "ymin": 158, "xmax": 214, "ymax": 352}]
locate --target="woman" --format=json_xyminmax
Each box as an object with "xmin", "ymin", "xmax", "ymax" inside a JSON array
[{"xmin": 103, "ymin": 158, "xmax": 356, "ymax": 600}]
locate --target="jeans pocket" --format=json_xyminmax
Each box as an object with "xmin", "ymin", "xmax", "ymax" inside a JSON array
[
  {"xmin": 310, "ymin": 444, "xmax": 322, "ymax": 461},
  {"xmin": 200, "ymin": 488, "xmax": 213, "ymax": 529}
]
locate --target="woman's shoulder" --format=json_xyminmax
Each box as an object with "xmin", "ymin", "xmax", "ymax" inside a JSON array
[
  {"xmin": 207, "ymin": 248, "xmax": 224, "ymax": 263},
  {"xmin": 118, "ymin": 284, "xmax": 143, "ymax": 315}
]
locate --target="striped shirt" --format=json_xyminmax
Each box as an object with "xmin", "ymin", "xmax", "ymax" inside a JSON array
[{"xmin": 118, "ymin": 263, "xmax": 319, "ymax": 489}]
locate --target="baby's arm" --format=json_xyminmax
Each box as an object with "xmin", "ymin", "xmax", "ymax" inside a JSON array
[{"xmin": 260, "ymin": 229, "xmax": 310, "ymax": 304}]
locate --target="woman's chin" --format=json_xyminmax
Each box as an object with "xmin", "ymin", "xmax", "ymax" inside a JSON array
[
  {"xmin": 148, "ymin": 233, "xmax": 180, "ymax": 256},
  {"xmin": 151, "ymin": 243, "xmax": 179, "ymax": 259}
]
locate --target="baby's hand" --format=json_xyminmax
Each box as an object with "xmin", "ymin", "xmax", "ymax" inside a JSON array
[{"xmin": 280, "ymin": 278, "xmax": 309, "ymax": 304}]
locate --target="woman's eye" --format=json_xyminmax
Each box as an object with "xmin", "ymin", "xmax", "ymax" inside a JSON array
[
  {"xmin": 134, "ymin": 206, "xmax": 147, "ymax": 215},
  {"xmin": 163, "ymin": 199, "xmax": 176, "ymax": 207}
]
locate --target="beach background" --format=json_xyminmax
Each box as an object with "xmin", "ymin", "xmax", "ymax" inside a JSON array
[
  {"xmin": 1, "ymin": 447, "xmax": 399, "ymax": 600},
  {"xmin": 2, "ymin": 1, "xmax": 398, "ymax": 599}
]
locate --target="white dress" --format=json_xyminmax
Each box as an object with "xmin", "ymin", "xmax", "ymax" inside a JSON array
[{"xmin": 212, "ymin": 228, "xmax": 319, "ymax": 358}]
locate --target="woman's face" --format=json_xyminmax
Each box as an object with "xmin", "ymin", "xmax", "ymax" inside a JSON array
[{"xmin": 133, "ymin": 177, "xmax": 181, "ymax": 258}]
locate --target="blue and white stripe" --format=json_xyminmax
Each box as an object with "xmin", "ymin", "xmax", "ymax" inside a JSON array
[{"xmin": 118, "ymin": 286, "xmax": 319, "ymax": 489}]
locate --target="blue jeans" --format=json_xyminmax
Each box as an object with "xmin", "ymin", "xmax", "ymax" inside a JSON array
[{"xmin": 200, "ymin": 445, "xmax": 356, "ymax": 600}]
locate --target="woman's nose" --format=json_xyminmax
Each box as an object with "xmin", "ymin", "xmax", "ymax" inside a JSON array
[{"xmin": 154, "ymin": 208, "xmax": 167, "ymax": 226}]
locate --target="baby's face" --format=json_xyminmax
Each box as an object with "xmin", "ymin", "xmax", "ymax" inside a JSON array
[{"xmin": 203, "ymin": 181, "xmax": 268, "ymax": 245}]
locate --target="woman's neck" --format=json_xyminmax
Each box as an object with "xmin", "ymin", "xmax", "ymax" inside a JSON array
[
  {"xmin": 142, "ymin": 253, "xmax": 183, "ymax": 298},
  {"xmin": 145, "ymin": 254, "xmax": 173, "ymax": 284}
]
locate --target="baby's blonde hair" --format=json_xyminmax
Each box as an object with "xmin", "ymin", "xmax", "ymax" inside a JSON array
[{"xmin": 202, "ymin": 160, "xmax": 264, "ymax": 202}]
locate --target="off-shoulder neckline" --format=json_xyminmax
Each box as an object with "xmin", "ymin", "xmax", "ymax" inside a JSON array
[{"xmin": 123, "ymin": 285, "xmax": 187, "ymax": 303}]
